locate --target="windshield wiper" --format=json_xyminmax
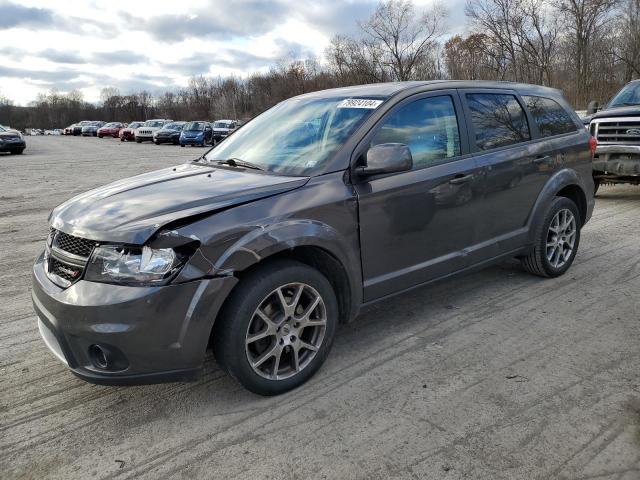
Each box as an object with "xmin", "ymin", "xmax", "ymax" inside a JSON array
[{"xmin": 214, "ymin": 158, "xmax": 265, "ymax": 171}]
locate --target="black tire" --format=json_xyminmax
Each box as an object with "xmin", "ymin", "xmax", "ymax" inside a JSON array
[
  {"xmin": 120, "ymin": 137, "xmax": 125, "ymax": 142},
  {"xmin": 10, "ymin": 148, "xmax": 24, "ymax": 155},
  {"xmin": 135, "ymin": 138, "xmax": 142, "ymax": 143},
  {"xmin": 521, "ymin": 196, "xmax": 581, "ymax": 278},
  {"xmin": 593, "ymin": 178, "xmax": 600, "ymax": 196},
  {"xmin": 213, "ymin": 259, "xmax": 338, "ymax": 396}
]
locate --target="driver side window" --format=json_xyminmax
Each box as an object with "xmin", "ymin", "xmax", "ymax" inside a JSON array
[{"xmin": 370, "ymin": 95, "xmax": 461, "ymax": 170}]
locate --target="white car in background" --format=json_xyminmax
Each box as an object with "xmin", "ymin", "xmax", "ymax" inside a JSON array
[
  {"xmin": 135, "ymin": 119, "xmax": 172, "ymax": 143},
  {"xmin": 212, "ymin": 119, "xmax": 241, "ymax": 144}
]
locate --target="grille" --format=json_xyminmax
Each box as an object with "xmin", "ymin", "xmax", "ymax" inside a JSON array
[
  {"xmin": 51, "ymin": 228, "xmax": 97, "ymax": 258},
  {"xmin": 594, "ymin": 119, "xmax": 640, "ymax": 144},
  {"xmin": 49, "ymin": 257, "xmax": 83, "ymax": 282},
  {"xmin": 46, "ymin": 228, "xmax": 98, "ymax": 287}
]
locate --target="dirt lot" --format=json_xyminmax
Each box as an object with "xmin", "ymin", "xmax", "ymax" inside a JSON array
[{"xmin": 1, "ymin": 136, "xmax": 639, "ymax": 480}]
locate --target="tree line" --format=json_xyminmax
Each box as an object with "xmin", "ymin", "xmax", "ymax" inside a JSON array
[{"xmin": 1, "ymin": 0, "xmax": 638, "ymax": 131}]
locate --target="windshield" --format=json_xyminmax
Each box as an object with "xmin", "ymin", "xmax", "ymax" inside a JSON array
[
  {"xmin": 144, "ymin": 121, "xmax": 164, "ymax": 128},
  {"xmin": 609, "ymin": 82, "xmax": 640, "ymax": 107},
  {"xmin": 0, "ymin": 126, "xmax": 5, "ymax": 132},
  {"xmin": 185, "ymin": 121, "xmax": 206, "ymax": 131},
  {"xmin": 103, "ymin": 123, "xmax": 116, "ymax": 128},
  {"xmin": 204, "ymin": 97, "xmax": 381, "ymax": 175},
  {"xmin": 214, "ymin": 121, "xmax": 232, "ymax": 128},
  {"xmin": 129, "ymin": 122, "xmax": 142, "ymax": 129},
  {"xmin": 164, "ymin": 122, "xmax": 184, "ymax": 130}
]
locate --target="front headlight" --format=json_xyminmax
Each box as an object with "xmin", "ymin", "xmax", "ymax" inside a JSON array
[{"xmin": 85, "ymin": 245, "xmax": 184, "ymax": 285}]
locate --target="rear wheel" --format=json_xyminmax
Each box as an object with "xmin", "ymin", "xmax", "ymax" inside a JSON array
[
  {"xmin": 521, "ymin": 196, "xmax": 581, "ymax": 278},
  {"xmin": 213, "ymin": 260, "xmax": 338, "ymax": 396}
]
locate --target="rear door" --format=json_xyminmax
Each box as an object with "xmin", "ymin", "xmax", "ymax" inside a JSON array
[
  {"xmin": 355, "ymin": 90, "xmax": 484, "ymax": 301},
  {"xmin": 460, "ymin": 90, "xmax": 551, "ymax": 258}
]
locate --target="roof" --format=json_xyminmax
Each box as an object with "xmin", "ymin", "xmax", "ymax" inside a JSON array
[{"xmin": 295, "ymin": 80, "xmax": 564, "ymax": 100}]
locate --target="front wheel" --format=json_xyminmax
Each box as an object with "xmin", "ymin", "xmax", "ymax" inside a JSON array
[
  {"xmin": 135, "ymin": 138, "xmax": 142, "ymax": 143},
  {"xmin": 521, "ymin": 196, "xmax": 581, "ymax": 277},
  {"xmin": 213, "ymin": 260, "xmax": 338, "ymax": 396}
]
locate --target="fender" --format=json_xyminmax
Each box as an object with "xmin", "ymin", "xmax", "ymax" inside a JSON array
[
  {"xmin": 526, "ymin": 168, "xmax": 587, "ymax": 244},
  {"xmin": 211, "ymin": 219, "xmax": 363, "ymax": 322}
]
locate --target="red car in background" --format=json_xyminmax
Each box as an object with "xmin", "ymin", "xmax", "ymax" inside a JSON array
[
  {"xmin": 119, "ymin": 121, "xmax": 143, "ymax": 142},
  {"xmin": 97, "ymin": 122, "xmax": 126, "ymax": 138}
]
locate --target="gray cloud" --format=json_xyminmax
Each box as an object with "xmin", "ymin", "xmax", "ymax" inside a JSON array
[
  {"xmin": 0, "ymin": 2, "xmax": 55, "ymax": 29},
  {"xmin": 123, "ymin": 1, "xmax": 290, "ymax": 42},
  {"xmin": 0, "ymin": 0, "xmax": 118, "ymax": 37},
  {"xmin": 39, "ymin": 49, "xmax": 86, "ymax": 65},
  {"xmin": 91, "ymin": 51, "xmax": 148, "ymax": 65}
]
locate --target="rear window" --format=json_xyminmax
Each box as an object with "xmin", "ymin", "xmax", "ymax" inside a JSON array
[
  {"xmin": 466, "ymin": 93, "xmax": 531, "ymax": 150},
  {"xmin": 523, "ymin": 96, "xmax": 577, "ymax": 137}
]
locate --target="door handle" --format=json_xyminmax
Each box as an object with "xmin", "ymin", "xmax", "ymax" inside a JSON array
[
  {"xmin": 533, "ymin": 155, "xmax": 551, "ymax": 164},
  {"xmin": 449, "ymin": 174, "xmax": 474, "ymax": 185}
]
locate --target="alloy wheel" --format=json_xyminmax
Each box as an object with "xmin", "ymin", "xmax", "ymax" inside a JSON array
[
  {"xmin": 245, "ymin": 282, "xmax": 326, "ymax": 380},
  {"xmin": 546, "ymin": 208, "xmax": 576, "ymax": 268}
]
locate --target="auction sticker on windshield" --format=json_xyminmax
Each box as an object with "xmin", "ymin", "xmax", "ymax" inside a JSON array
[{"xmin": 337, "ymin": 98, "xmax": 383, "ymax": 109}]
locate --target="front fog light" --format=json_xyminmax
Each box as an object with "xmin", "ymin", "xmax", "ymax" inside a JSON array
[{"xmin": 85, "ymin": 245, "xmax": 183, "ymax": 285}]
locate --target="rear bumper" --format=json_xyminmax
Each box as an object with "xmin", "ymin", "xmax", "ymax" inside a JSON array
[
  {"xmin": 593, "ymin": 145, "xmax": 640, "ymax": 176},
  {"xmin": 31, "ymin": 253, "xmax": 237, "ymax": 385}
]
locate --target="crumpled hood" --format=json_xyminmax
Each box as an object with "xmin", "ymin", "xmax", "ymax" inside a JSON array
[
  {"xmin": 50, "ymin": 163, "xmax": 308, "ymax": 244},
  {"xmin": 592, "ymin": 105, "xmax": 640, "ymax": 119}
]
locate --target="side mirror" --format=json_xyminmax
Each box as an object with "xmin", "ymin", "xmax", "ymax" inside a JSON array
[
  {"xmin": 357, "ymin": 143, "xmax": 413, "ymax": 176},
  {"xmin": 586, "ymin": 100, "xmax": 600, "ymax": 115}
]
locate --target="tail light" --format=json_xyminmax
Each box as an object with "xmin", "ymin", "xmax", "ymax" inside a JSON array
[{"xmin": 589, "ymin": 136, "xmax": 597, "ymax": 158}]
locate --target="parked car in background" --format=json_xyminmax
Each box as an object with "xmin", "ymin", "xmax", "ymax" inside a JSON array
[
  {"xmin": 180, "ymin": 121, "xmax": 213, "ymax": 147},
  {"xmin": 135, "ymin": 119, "xmax": 172, "ymax": 143},
  {"xmin": 119, "ymin": 121, "xmax": 143, "ymax": 142},
  {"xmin": 0, "ymin": 124, "xmax": 26, "ymax": 154},
  {"xmin": 585, "ymin": 80, "xmax": 640, "ymax": 194},
  {"xmin": 82, "ymin": 121, "xmax": 106, "ymax": 137},
  {"xmin": 153, "ymin": 121, "xmax": 185, "ymax": 145},
  {"xmin": 32, "ymin": 81, "xmax": 595, "ymax": 395},
  {"xmin": 73, "ymin": 121, "xmax": 92, "ymax": 136},
  {"xmin": 212, "ymin": 119, "xmax": 239, "ymax": 143},
  {"xmin": 64, "ymin": 125, "xmax": 75, "ymax": 135},
  {"xmin": 97, "ymin": 122, "xmax": 126, "ymax": 138}
]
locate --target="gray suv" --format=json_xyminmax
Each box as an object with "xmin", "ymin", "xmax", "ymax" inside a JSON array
[{"xmin": 32, "ymin": 81, "xmax": 595, "ymax": 395}]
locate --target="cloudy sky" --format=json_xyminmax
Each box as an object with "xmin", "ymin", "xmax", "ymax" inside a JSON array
[{"xmin": 0, "ymin": 0, "xmax": 465, "ymax": 105}]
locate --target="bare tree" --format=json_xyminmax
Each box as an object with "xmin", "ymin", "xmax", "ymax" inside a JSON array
[
  {"xmin": 361, "ymin": 0, "xmax": 448, "ymax": 81},
  {"xmin": 466, "ymin": 0, "xmax": 559, "ymax": 85},
  {"xmin": 557, "ymin": 0, "xmax": 618, "ymax": 104},
  {"xmin": 613, "ymin": 0, "xmax": 640, "ymax": 81}
]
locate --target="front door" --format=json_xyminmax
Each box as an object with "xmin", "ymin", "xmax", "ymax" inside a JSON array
[{"xmin": 355, "ymin": 91, "xmax": 483, "ymax": 301}]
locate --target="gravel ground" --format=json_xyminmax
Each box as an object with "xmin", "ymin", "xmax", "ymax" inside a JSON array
[{"xmin": 1, "ymin": 136, "xmax": 639, "ymax": 480}]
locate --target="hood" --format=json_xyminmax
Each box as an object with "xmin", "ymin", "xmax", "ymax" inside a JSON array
[
  {"xmin": 49, "ymin": 163, "xmax": 308, "ymax": 244},
  {"xmin": 592, "ymin": 105, "xmax": 640, "ymax": 120}
]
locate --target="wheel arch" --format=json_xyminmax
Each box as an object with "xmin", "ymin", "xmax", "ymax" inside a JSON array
[
  {"xmin": 527, "ymin": 169, "xmax": 588, "ymax": 243},
  {"xmin": 212, "ymin": 221, "xmax": 362, "ymax": 325}
]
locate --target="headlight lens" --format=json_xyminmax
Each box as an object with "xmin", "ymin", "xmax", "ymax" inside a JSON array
[{"xmin": 85, "ymin": 245, "xmax": 183, "ymax": 285}]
